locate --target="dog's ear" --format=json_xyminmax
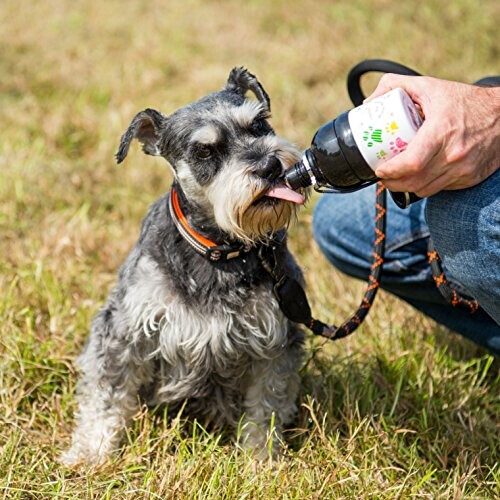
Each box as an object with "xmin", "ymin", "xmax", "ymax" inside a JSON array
[
  {"xmin": 225, "ymin": 67, "xmax": 271, "ymax": 112},
  {"xmin": 115, "ymin": 108, "xmax": 167, "ymax": 164}
]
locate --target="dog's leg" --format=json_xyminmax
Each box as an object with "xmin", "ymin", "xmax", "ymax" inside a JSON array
[
  {"xmin": 60, "ymin": 306, "xmax": 154, "ymax": 466},
  {"xmin": 240, "ymin": 329, "xmax": 303, "ymax": 459}
]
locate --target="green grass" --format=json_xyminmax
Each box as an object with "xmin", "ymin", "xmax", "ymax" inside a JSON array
[{"xmin": 1, "ymin": 0, "xmax": 499, "ymax": 497}]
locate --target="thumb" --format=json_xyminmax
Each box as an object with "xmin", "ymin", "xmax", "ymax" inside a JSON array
[{"xmin": 374, "ymin": 121, "xmax": 440, "ymax": 179}]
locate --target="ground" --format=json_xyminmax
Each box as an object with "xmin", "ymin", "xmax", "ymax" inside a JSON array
[{"xmin": 0, "ymin": 0, "xmax": 498, "ymax": 497}]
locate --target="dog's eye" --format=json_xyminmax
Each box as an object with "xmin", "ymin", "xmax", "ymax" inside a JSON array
[
  {"xmin": 196, "ymin": 145, "xmax": 213, "ymax": 159},
  {"xmin": 250, "ymin": 119, "xmax": 267, "ymax": 135}
]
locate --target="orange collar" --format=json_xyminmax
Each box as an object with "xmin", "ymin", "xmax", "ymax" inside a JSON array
[{"xmin": 168, "ymin": 187, "xmax": 249, "ymax": 261}]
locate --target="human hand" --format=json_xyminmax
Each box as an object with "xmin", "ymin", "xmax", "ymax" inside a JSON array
[{"xmin": 365, "ymin": 75, "xmax": 500, "ymax": 197}]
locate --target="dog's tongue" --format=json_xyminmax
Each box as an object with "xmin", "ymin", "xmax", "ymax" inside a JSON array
[{"xmin": 265, "ymin": 184, "xmax": 305, "ymax": 204}]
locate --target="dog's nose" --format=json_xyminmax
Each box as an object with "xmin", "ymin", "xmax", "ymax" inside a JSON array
[{"xmin": 258, "ymin": 156, "xmax": 282, "ymax": 182}]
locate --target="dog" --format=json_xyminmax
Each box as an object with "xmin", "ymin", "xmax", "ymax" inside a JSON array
[{"xmin": 61, "ymin": 68, "xmax": 307, "ymax": 466}]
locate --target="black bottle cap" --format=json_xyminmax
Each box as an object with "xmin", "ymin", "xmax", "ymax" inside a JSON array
[
  {"xmin": 333, "ymin": 112, "xmax": 376, "ymax": 182},
  {"xmin": 284, "ymin": 157, "xmax": 312, "ymax": 189},
  {"xmin": 310, "ymin": 112, "xmax": 376, "ymax": 188},
  {"xmin": 310, "ymin": 117, "xmax": 357, "ymax": 188}
]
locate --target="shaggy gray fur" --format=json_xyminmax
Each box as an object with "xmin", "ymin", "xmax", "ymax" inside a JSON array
[{"xmin": 61, "ymin": 68, "xmax": 305, "ymax": 466}]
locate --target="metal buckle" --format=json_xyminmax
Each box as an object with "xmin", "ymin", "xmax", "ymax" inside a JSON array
[{"xmin": 207, "ymin": 244, "xmax": 244, "ymax": 261}]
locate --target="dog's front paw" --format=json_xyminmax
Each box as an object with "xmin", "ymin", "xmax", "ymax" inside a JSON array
[
  {"xmin": 240, "ymin": 423, "xmax": 283, "ymax": 461},
  {"xmin": 59, "ymin": 432, "xmax": 119, "ymax": 468},
  {"xmin": 59, "ymin": 445, "xmax": 109, "ymax": 468}
]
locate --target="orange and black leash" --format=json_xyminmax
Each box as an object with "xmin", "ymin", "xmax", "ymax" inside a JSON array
[
  {"xmin": 255, "ymin": 181, "xmax": 387, "ymax": 340},
  {"xmin": 291, "ymin": 181, "xmax": 479, "ymax": 342},
  {"xmin": 314, "ymin": 181, "xmax": 387, "ymax": 339},
  {"xmin": 427, "ymin": 240, "xmax": 479, "ymax": 314}
]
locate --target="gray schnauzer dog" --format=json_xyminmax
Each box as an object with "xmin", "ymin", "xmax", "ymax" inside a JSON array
[{"xmin": 61, "ymin": 68, "xmax": 307, "ymax": 466}]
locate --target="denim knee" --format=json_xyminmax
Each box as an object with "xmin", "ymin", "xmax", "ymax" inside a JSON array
[
  {"xmin": 426, "ymin": 172, "xmax": 500, "ymax": 323},
  {"xmin": 312, "ymin": 187, "xmax": 431, "ymax": 284},
  {"xmin": 312, "ymin": 191, "xmax": 374, "ymax": 280}
]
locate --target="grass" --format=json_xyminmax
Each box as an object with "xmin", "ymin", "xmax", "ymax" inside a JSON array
[{"xmin": 0, "ymin": 0, "xmax": 499, "ymax": 497}]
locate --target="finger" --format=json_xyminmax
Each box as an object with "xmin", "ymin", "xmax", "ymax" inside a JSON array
[
  {"xmin": 374, "ymin": 122, "xmax": 442, "ymax": 179},
  {"xmin": 364, "ymin": 74, "xmax": 424, "ymax": 103},
  {"xmin": 414, "ymin": 170, "xmax": 454, "ymax": 198},
  {"xmin": 444, "ymin": 164, "xmax": 490, "ymax": 191},
  {"xmin": 411, "ymin": 157, "xmax": 472, "ymax": 197},
  {"xmin": 382, "ymin": 167, "xmax": 449, "ymax": 196},
  {"xmin": 384, "ymin": 172, "xmax": 457, "ymax": 198},
  {"xmin": 380, "ymin": 171, "xmax": 435, "ymax": 193},
  {"xmin": 379, "ymin": 177, "xmax": 417, "ymax": 193},
  {"xmin": 417, "ymin": 163, "xmax": 484, "ymax": 196}
]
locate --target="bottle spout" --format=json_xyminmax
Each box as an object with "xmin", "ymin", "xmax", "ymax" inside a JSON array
[{"xmin": 283, "ymin": 151, "xmax": 316, "ymax": 190}]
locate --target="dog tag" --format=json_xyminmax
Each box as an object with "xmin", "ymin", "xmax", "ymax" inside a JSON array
[{"xmin": 274, "ymin": 276, "xmax": 312, "ymax": 325}]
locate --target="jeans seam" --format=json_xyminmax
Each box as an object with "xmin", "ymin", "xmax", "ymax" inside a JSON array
[{"xmin": 386, "ymin": 228, "xmax": 431, "ymax": 253}]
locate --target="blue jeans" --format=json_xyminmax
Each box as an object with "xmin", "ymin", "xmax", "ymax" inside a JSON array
[{"xmin": 312, "ymin": 170, "xmax": 500, "ymax": 355}]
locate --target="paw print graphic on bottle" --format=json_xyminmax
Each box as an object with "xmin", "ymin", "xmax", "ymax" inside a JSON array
[
  {"xmin": 385, "ymin": 121, "xmax": 398, "ymax": 135},
  {"xmin": 362, "ymin": 126, "xmax": 383, "ymax": 147},
  {"xmin": 348, "ymin": 88, "xmax": 423, "ymax": 169},
  {"xmin": 389, "ymin": 137, "xmax": 408, "ymax": 154}
]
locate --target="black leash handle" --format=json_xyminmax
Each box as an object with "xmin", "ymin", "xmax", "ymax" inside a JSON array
[
  {"xmin": 348, "ymin": 60, "xmax": 424, "ymax": 208},
  {"xmin": 347, "ymin": 59, "xmax": 421, "ymax": 106}
]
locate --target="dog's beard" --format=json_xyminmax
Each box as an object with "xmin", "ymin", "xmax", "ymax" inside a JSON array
[
  {"xmin": 204, "ymin": 137, "xmax": 302, "ymax": 243},
  {"xmin": 208, "ymin": 175, "xmax": 300, "ymax": 243},
  {"xmin": 238, "ymin": 190, "xmax": 296, "ymax": 242}
]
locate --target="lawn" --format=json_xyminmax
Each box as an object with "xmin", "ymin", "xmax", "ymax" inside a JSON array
[{"xmin": 0, "ymin": 0, "xmax": 498, "ymax": 497}]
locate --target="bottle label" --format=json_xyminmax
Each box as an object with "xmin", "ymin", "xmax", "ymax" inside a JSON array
[{"xmin": 347, "ymin": 88, "xmax": 423, "ymax": 170}]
